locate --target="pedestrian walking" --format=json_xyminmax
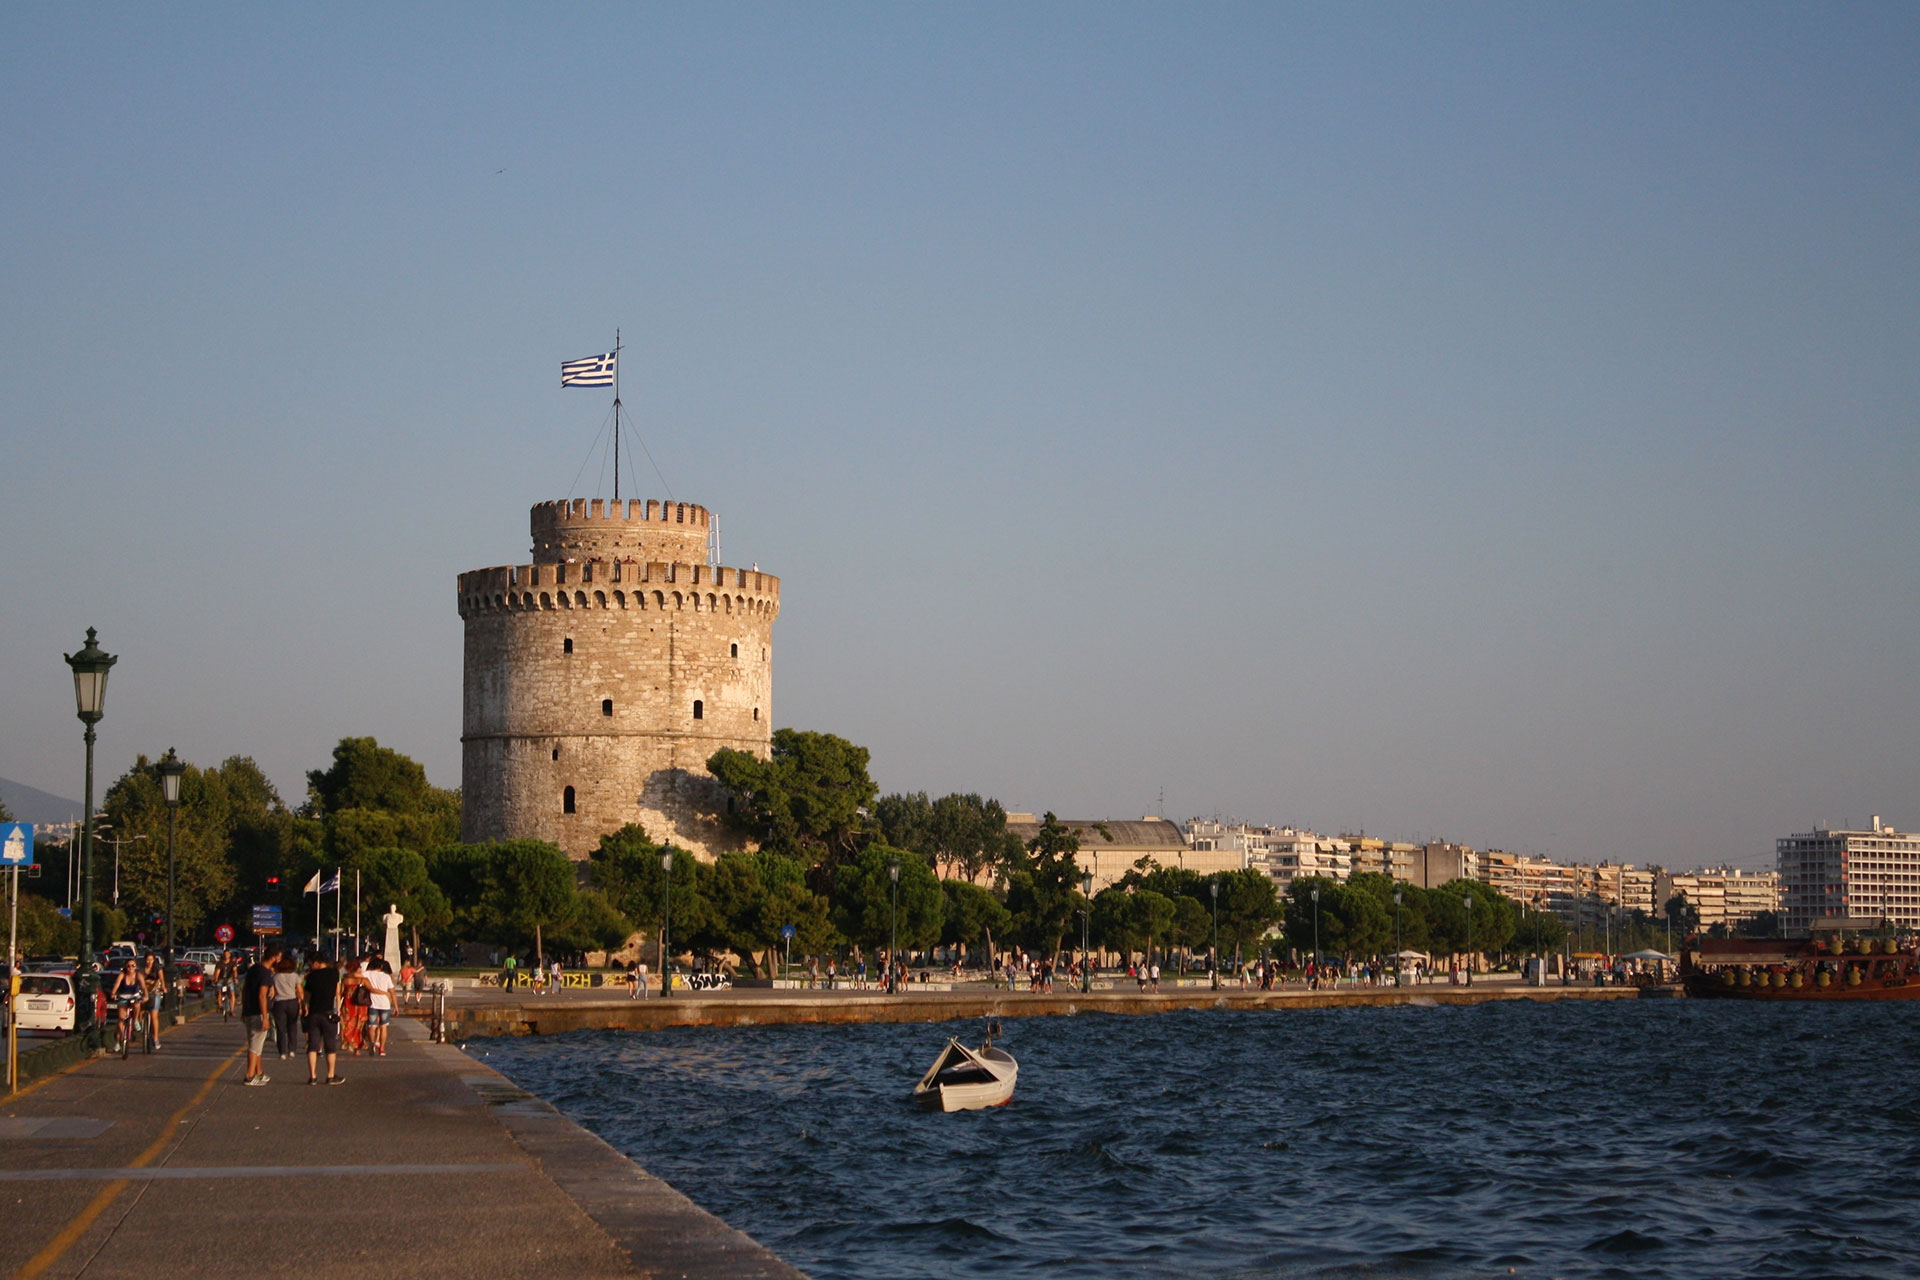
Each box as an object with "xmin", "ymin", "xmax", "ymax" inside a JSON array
[
  {"xmin": 241, "ymin": 946, "xmax": 277, "ymax": 1085},
  {"xmin": 340, "ymin": 959, "xmax": 369, "ymax": 1054},
  {"xmin": 550, "ymin": 957, "xmax": 564, "ymax": 994},
  {"xmin": 625, "ymin": 962, "xmax": 640, "ymax": 998},
  {"xmin": 270, "ymin": 952, "xmax": 302, "ymax": 1060},
  {"xmin": 637, "ymin": 961, "xmax": 649, "ymax": 999},
  {"xmin": 502, "ymin": 954, "xmax": 518, "ymax": 992},
  {"xmin": 300, "ymin": 953, "xmax": 344, "ymax": 1085},
  {"xmin": 363, "ymin": 958, "xmax": 396, "ymax": 1056}
]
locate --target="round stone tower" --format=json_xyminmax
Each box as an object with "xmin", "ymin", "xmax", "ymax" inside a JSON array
[{"xmin": 456, "ymin": 497, "xmax": 779, "ymax": 859}]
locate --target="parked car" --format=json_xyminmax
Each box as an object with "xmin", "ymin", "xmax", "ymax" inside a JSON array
[
  {"xmin": 12, "ymin": 973, "xmax": 78, "ymax": 1033},
  {"xmin": 182, "ymin": 969, "xmax": 206, "ymax": 994}
]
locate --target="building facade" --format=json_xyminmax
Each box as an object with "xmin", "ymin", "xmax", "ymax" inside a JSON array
[
  {"xmin": 1778, "ymin": 817, "xmax": 1920, "ymax": 935},
  {"xmin": 457, "ymin": 497, "xmax": 779, "ymax": 859}
]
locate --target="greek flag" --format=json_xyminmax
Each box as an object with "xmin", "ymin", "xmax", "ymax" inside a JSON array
[
  {"xmin": 305, "ymin": 869, "xmax": 341, "ymax": 895},
  {"xmin": 561, "ymin": 351, "xmax": 616, "ymax": 387}
]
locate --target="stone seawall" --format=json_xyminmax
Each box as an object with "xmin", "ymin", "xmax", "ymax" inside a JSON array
[{"xmin": 447, "ymin": 985, "xmax": 1641, "ymax": 1039}]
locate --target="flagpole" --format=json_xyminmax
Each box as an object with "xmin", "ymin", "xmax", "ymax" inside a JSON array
[{"xmin": 612, "ymin": 328, "xmax": 622, "ymax": 503}]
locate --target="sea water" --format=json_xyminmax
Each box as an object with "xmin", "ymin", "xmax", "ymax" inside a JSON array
[{"xmin": 479, "ymin": 1000, "xmax": 1920, "ymax": 1279}]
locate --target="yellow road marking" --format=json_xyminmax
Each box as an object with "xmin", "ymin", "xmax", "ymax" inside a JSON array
[{"xmin": 10, "ymin": 1047, "xmax": 240, "ymax": 1280}]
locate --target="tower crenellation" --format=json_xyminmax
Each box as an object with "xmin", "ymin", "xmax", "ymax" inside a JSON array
[
  {"xmin": 459, "ymin": 498, "xmax": 777, "ymax": 861},
  {"xmin": 529, "ymin": 496, "xmax": 712, "ymax": 564}
]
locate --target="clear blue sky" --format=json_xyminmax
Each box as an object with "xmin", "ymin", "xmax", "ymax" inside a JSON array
[{"xmin": 4, "ymin": 4, "xmax": 1915, "ymax": 870}]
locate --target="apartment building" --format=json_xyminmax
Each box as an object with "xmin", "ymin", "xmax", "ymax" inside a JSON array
[{"xmin": 1778, "ymin": 816, "xmax": 1920, "ymax": 935}]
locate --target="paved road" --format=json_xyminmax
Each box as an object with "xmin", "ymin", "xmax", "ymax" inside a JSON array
[{"xmin": 0, "ymin": 1012, "xmax": 805, "ymax": 1280}]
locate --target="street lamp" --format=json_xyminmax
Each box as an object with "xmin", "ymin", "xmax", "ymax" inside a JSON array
[
  {"xmin": 1394, "ymin": 888, "xmax": 1403, "ymax": 984},
  {"xmin": 1209, "ymin": 878, "xmax": 1221, "ymax": 991},
  {"xmin": 887, "ymin": 856, "xmax": 901, "ymax": 994},
  {"xmin": 1311, "ymin": 886, "xmax": 1321, "ymax": 976},
  {"xmin": 95, "ymin": 824, "xmax": 146, "ymax": 908},
  {"xmin": 157, "ymin": 749, "xmax": 186, "ymax": 1025},
  {"xmin": 1464, "ymin": 893, "xmax": 1474, "ymax": 987},
  {"xmin": 1080, "ymin": 871, "xmax": 1093, "ymax": 993},
  {"xmin": 64, "ymin": 627, "xmax": 116, "ymax": 1046},
  {"xmin": 660, "ymin": 850, "xmax": 673, "ymax": 997}
]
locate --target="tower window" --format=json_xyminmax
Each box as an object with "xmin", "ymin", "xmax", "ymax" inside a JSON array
[
  {"xmin": 551, "ymin": 747, "xmax": 560, "ymax": 761},
  {"xmin": 730, "ymin": 642, "xmax": 738, "ymax": 658},
  {"xmin": 602, "ymin": 699, "xmax": 613, "ymax": 716},
  {"xmin": 753, "ymin": 707, "xmax": 759, "ymax": 721},
  {"xmin": 693, "ymin": 699, "xmax": 704, "ymax": 720},
  {"xmin": 563, "ymin": 637, "xmax": 573, "ymax": 654},
  {"xmin": 563, "ymin": 786, "xmax": 576, "ymax": 814}
]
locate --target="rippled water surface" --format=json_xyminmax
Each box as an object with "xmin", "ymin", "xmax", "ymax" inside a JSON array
[{"xmin": 479, "ymin": 1001, "xmax": 1920, "ymax": 1279}]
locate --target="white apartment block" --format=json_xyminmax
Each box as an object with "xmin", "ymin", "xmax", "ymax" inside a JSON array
[{"xmin": 1778, "ymin": 816, "xmax": 1920, "ymax": 936}]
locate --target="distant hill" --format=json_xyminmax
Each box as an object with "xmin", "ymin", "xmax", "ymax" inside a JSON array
[{"xmin": 0, "ymin": 776, "xmax": 83, "ymax": 825}]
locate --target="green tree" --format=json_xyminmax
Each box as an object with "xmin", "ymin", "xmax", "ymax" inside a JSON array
[
  {"xmin": 1426, "ymin": 879, "xmax": 1515, "ymax": 958},
  {"xmin": 708, "ymin": 729, "xmax": 877, "ymax": 866},
  {"xmin": 832, "ymin": 844, "xmax": 942, "ymax": 954},
  {"xmin": 1663, "ymin": 893, "xmax": 1701, "ymax": 938},
  {"xmin": 1130, "ymin": 890, "xmax": 1176, "ymax": 966},
  {"xmin": 875, "ymin": 792, "xmax": 1020, "ymax": 882},
  {"xmin": 432, "ymin": 840, "xmax": 578, "ymax": 957},
  {"xmin": 585, "ymin": 825, "xmax": 706, "ymax": 961},
  {"xmin": 101, "ymin": 754, "xmax": 278, "ymax": 942},
  {"xmin": 1216, "ymin": 868, "xmax": 1283, "ymax": 963},
  {"xmin": 941, "ymin": 880, "xmax": 1012, "ymax": 964},
  {"xmin": 1003, "ymin": 812, "xmax": 1087, "ymax": 959},
  {"xmin": 306, "ymin": 736, "xmax": 438, "ymax": 815},
  {"xmin": 1091, "ymin": 886, "xmax": 1142, "ymax": 960},
  {"xmin": 1513, "ymin": 906, "xmax": 1569, "ymax": 955},
  {"xmin": 1171, "ymin": 895, "xmax": 1211, "ymax": 970}
]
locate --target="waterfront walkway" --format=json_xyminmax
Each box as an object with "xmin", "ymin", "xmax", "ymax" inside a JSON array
[{"xmin": 0, "ymin": 1013, "xmax": 805, "ymax": 1280}]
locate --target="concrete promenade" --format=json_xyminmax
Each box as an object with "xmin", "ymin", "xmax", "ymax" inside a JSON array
[
  {"xmin": 445, "ymin": 973, "xmax": 1643, "ymax": 1038},
  {"xmin": 0, "ymin": 1012, "xmax": 806, "ymax": 1280}
]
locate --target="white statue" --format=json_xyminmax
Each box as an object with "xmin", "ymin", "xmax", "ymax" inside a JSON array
[{"xmin": 381, "ymin": 903, "xmax": 404, "ymax": 971}]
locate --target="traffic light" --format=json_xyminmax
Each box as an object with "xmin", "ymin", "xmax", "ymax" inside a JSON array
[{"xmin": 266, "ymin": 876, "xmax": 279, "ymax": 888}]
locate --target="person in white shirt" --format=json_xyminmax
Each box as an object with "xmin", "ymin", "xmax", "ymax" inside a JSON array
[{"xmin": 362, "ymin": 959, "xmax": 397, "ymax": 1057}]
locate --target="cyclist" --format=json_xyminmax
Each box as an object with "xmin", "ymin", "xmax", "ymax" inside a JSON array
[
  {"xmin": 139, "ymin": 951, "xmax": 167, "ymax": 1049},
  {"xmin": 215, "ymin": 951, "xmax": 238, "ymax": 1018},
  {"xmin": 107, "ymin": 959, "xmax": 143, "ymax": 1053}
]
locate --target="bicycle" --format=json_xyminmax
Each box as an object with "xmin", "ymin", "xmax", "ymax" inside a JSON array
[{"xmin": 115, "ymin": 1000, "xmax": 141, "ymax": 1059}]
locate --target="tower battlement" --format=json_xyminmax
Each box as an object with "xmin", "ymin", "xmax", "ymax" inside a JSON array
[
  {"xmin": 457, "ymin": 559, "xmax": 780, "ymax": 618},
  {"xmin": 531, "ymin": 497, "xmax": 711, "ymax": 564}
]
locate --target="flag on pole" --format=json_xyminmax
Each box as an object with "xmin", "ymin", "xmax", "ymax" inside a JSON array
[
  {"xmin": 303, "ymin": 870, "xmax": 321, "ymax": 894},
  {"xmin": 319, "ymin": 871, "xmax": 341, "ymax": 895},
  {"xmin": 305, "ymin": 870, "xmax": 340, "ymax": 895},
  {"xmin": 561, "ymin": 351, "xmax": 616, "ymax": 387}
]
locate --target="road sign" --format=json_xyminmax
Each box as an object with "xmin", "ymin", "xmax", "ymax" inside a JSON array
[
  {"xmin": 781, "ymin": 924, "xmax": 796, "ymax": 940},
  {"xmin": 0, "ymin": 823, "xmax": 35, "ymax": 869},
  {"xmin": 214, "ymin": 923, "xmax": 234, "ymax": 944},
  {"xmin": 249, "ymin": 905, "xmax": 283, "ymax": 935}
]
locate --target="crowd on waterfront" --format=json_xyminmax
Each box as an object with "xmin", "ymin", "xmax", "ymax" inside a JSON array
[{"xmin": 207, "ymin": 946, "xmax": 429, "ymax": 1086}]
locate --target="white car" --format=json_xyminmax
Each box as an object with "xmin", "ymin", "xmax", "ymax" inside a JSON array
[
  {"xmin": 12, "ymin": 973, "xmax": 78, "ymax": 1033},
  {"xmin": 179, "ymin": 950, "xmax": 223, "ymax": 975}
]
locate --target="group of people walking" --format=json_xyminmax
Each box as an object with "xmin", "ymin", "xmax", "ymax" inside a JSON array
[{"xmin": 236, "ymin": 948, "xmax": 401, "ymax": 1086}]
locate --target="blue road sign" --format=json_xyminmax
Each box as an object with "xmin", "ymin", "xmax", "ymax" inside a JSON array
[
  {"xmin": 781, "ymin": 924, "xmax": 796, "ymax": 940},
  {"xmin": 250, "ymin": 904, "xmax": 284, "ymax": 933},
  {"xmin": 0, "ymin": 822, "xmax": 34, "ymax": 869}
]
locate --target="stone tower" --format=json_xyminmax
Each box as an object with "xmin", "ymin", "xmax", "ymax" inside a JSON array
[{"xmin": 456, "ymin": 497, "xmax": 779, "ymax": 859}]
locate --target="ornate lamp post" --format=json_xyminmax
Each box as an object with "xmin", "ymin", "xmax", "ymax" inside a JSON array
[
  {"xmin": 1080, "ymin": 871, "xmax": 1093, "ymax": 993},
  {"xmin": 64, "ymin": 628, "xmax": 116, "ymax": 1047},
  {"xmin": 157, "ymin": 749, "xmax": 186, "ymax": 1025},
  {"xmin": 1209, "ymin": 878, "xmax": 1221, "ymax": 991},
  {"xmin": 659, "ymin": 850, "xmax": 673, "ymax": 998},
  {"xmin": 887, "ymin": 856, "xmax": 901, "ymax": 994}
]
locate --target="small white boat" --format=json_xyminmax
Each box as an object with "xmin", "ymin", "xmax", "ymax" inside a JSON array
[{"xmin": 912, "ymin": 1031, "xmax": 1017, "ymax": 1112}]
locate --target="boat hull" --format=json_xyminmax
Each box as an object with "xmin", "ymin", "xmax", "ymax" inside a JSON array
[
  {"xmin": 912, "ymin": 1039, "xmax": 1017, "ymax": 1112},
  {"xmin": 1682, "ymin": 975, "xmax": 1920, "ymax": 1001}
]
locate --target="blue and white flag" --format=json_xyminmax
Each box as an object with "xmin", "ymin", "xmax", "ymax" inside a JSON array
[
  {"xmin": 305, "ymin": 869, "xmax": 341, "ymax": 895},
  {"xmin": 561, "ymin": 351, "xmax": 616, "ymax": 387}
]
